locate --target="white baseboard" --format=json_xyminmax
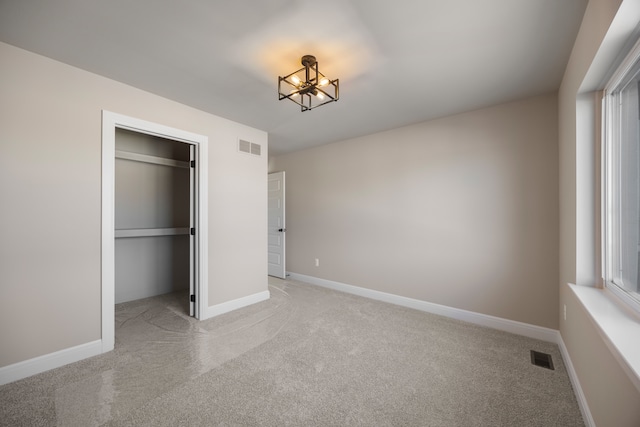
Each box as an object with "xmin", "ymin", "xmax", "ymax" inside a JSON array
[
  {"xmin": 557, "ymin": 334, "xmax": 595, "ymax": 427},
  {"xmin": 0, "ymin": 339, "xmax": 102, "ymax": 386},
  {"xmin": 203, "ymin": 290, "xmax": 270, "ymax": 319},
  {"xmin": 288, "ymin": 272, "xmax": 558, "ymax": 342}
]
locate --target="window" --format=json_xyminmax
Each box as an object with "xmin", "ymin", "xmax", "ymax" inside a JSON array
[{"xmin": 603, "ymin": 37, "xmax": 640, "ymax": 310}]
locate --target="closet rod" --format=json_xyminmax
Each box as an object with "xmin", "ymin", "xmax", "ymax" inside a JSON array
[
  {"xmin": 115, "ymin": 150, "xmax": 190, "ymax": 169},
  {"xmin": 115, "ymin": 227, "xmax": 190, "ymax": 238}
]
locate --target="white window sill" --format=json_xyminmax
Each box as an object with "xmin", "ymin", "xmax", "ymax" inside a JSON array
[{"xmin": 568, "ymin": 283, "xmax": 640, "ymax": 392}]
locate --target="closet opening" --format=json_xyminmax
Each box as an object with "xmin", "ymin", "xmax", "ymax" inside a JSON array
[
  {"xmin": 102, "ymin": 111, "xmax": 209, "ymax": 354},
  {"xmin": 114, "ymin": 128, "xmax": 195, "ymax": 315}
]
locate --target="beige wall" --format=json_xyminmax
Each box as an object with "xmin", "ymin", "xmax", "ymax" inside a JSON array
[
  {"xmin": 271, "ymin": 93, "xmax": 559, "ymax": 329},
  {"xmin": 559, "ymin": 0, "xmax": 640, "ymax": 425},
  {"xmin": 0, "ymin": 42, "xmax": 268, "ymax": 367}
]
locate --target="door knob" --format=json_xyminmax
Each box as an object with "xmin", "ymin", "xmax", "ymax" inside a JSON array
[{"xmin": 278, "ymin": 228, "xmax": 286, "ymax": 232}]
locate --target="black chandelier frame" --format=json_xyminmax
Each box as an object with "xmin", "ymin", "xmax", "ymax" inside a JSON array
[{"xmin": 278, "ymin": 55, "xmax": 339, "ymax": 112}]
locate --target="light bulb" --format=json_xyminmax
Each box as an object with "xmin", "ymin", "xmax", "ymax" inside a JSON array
[
  {"xmin": 289, "ymin": 89, "xmax": 299, "ymax": 98},
  {"xmin": 316, "ymin": 91, "xmax": 325, "ymax": 100},
  {"xmin": 319, "ymin": 77, "xmax": 329, "ymax": 87},
  {"xmin": 291, "ymin": 75, "xmax": 301, "ymax": 86}
]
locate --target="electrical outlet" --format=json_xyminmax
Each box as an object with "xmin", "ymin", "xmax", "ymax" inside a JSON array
[
  {"xmin": 563, "ymin": 304, "xmax": 567, "ymax": 321},
  {"xmin": 315, "ymin": 258, "xmax": 319, "ymax": 267}
]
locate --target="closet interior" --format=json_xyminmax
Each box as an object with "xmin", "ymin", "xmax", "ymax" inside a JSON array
[{"xmin": 114, "ymin": 128, "xmax": 193, "ymax": 310}]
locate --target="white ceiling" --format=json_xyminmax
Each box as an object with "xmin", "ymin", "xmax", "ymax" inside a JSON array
[{"xmin": 0, "ymin": 0, "xmax": 587, "ymax": 155}]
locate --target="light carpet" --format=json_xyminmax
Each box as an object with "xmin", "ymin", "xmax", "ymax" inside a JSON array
[{"xmin": 0, "ymin": 278, "xmax": 583, "ymax": 426}]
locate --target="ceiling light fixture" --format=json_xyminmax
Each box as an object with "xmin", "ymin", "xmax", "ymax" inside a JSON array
[{"xmin": 278, "ymin": 55, "xmax": 339, "ymax": 112}]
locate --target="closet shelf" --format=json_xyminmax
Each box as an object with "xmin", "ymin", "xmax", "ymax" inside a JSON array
[
  {"xmin": 115, "ymin": 150, "xmax": 190, "ymax": 169},
  {"xmin": 115, "ymin": 228, "xmax": 190, "ymax": 238}
]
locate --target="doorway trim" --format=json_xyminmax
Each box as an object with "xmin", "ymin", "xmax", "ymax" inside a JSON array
[{"xmin": 101, "ymin": 111, "xmax": 209, "ymax": 353}]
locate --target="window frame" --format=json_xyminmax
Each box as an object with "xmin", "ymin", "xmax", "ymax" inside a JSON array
[{"xmin": 602, "ymin": 36, "xmax": 640, "ymax": 315}]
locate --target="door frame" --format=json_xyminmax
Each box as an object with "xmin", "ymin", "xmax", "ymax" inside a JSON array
[{"xmin": 101, "ymin": 111, "xmax": 209, "ymax": 353}]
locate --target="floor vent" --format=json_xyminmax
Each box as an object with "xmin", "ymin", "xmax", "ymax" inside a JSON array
[
  {"xmin": 238, "ymin": 139, "xmax": 261, "ymax": 156},
  {"xmin": 530, "ymin": 350, "xmax": 554, "ymax": 370}
]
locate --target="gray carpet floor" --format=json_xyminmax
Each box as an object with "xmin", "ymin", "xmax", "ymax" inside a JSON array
[{"xmin": 0, "ymin": 278, "xmax": 583, "ymax": 426}]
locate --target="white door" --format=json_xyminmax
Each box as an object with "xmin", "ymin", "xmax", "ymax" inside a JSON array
[
  {"xmin": 189, "ymin": 144, "xmax": 197, "ymax": 317},
  {"xmin": 268, "ymin": 171, "xmax": 286, "ymax": 278}
]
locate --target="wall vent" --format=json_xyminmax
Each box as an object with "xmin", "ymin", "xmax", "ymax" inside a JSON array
[
  {"xmin": 530, "ymin": 350, "xmax": 554, "ymax": 370},
  {"xmin": 238, "ymin": 139, "xmax": 261, "ymax": 157},
  {"xmin": 239, "ymin": 139, "xmax": 251, "ymax": 154}
]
